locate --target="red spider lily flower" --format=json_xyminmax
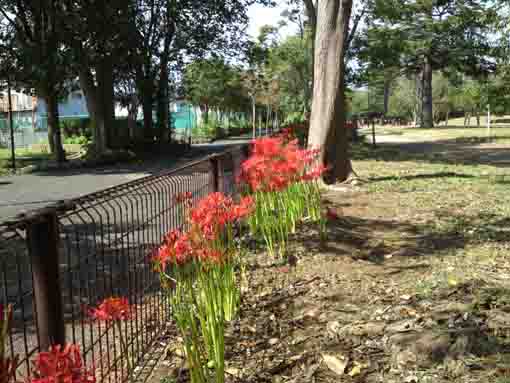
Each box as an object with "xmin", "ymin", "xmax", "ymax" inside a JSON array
[
  {"xmin": 195, "ymin": 248, "xmax": 225, "ymax": 264},
  {"xmin": 326, "ymin": 208, "xmax": 340, "ymax": 221},
  {"xmin": 189, "ymin": 192, "xmax": 251, "ymax": 240},
  {"xmin": 29, "ymin": 344, "xmax": 95, "ymax": 383},
  {"xmin": 89, "ymin": 297, "xmax": 131, "ymax": 322},
  {"xmin": 153, "ymin": 230, "xmax": 194, "ymax": 271},
  {"xmin": 301, "ymin": 164, "xmax": 329, "ymax": 182},
  {"xmin": 231, "ymin": 196, "xmax": 255, "ymax": 220},
  {"xmin": 239, "ymin": 136, "xmax": 323, "ymax": 192}
]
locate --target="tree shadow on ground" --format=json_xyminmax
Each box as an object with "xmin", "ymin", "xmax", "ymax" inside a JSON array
[
  {"xmin": 370, "ymin": 172, "xmax": 476, "ymax": 183},
  {"xmin": 32, "ymin": 141, "xmax": 242, "ymax": 178},
  {"xmin": 352, "ymin": 139, "xmax": 510, "ymax": 169},
  {"xmin": 293, "ymin": 208, "xmax": 509, "ymax": 266}
]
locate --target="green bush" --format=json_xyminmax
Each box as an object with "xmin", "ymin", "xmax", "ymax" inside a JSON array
[
  {"xmin": 60, "ymin": 118, "xmax": 93, "ymax": 138},
  {"xmin": 284, "ymin": 111, "xmax": 307, "ymax": 125},
  {"xmin": 64, "ymin": 135, "xmax": 91, "ymax": 146}
]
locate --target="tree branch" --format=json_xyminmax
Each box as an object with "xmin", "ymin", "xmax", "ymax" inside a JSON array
[
  {"xmin": 345, "ymin": 4, "xmax": 367, "ymax": 52},
  {"xmin": 303, "ymin": 0, "xmax": 316, "ymax": 29}
]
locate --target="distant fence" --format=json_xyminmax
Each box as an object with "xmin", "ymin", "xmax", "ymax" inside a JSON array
[
  {"xmin": 0, "ymin": 145, "xmax": 249, "ymax": 383},
  {"xmin": 0, "ymin": 127, "xmax": 48, "ymax": 150}
]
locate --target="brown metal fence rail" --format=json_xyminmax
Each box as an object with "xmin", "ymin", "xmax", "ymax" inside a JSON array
[{"xmin": 0, "ymin": 144, "xmax": 249, "ymax": 383}]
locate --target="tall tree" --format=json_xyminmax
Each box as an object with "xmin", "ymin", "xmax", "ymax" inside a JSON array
[
  {"xmin": 63, "ymin": 0, "xmax": 131, "ymax": 154},
  {"xmin": 359, "ymin": 0, "xmax": 498, "ymax": 128},
  {"xmin": 307, "ymin": 0, "xmax": 353, "ymax": 183},
  {"xmin": 0, "ymin": 0, "xmax": 67, "ymax": 162}
]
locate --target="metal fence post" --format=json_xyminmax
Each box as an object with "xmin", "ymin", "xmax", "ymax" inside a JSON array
[
  {"xmin": 27, "ymin": 211, "xmax": 65, "ymax": 350},
  {"xmin": 209, "ymin": 155, "xmax": 224, "ymax": 192}
]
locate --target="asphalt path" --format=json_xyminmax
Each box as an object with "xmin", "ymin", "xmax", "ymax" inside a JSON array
[{"xmin": 0, "ymin": 136, "xmax": 251, "ymax": 221}]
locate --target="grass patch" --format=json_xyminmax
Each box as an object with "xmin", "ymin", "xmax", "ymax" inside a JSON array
[
  {"xmin": 350, "ymin": 140, "xmax": 510, "ymax": 301},
  {"xmin": 369, "ymin": 123, "xmax": 510, "ymax": 144},
  {"xmin": 0, "ymin": 148, "xmax": 52, "ymax": 175}
]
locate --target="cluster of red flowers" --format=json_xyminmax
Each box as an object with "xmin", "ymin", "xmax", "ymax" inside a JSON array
[
  {"xmin": 29, "ymin": 344, "xmax": 95, "ymax": 383},
  {"xmin": 190, "ymin": 193, "xmax": 254, "ymax": 240},
  {"xmin": 1, "ymin": 304, "xmax": 18, "ymax": 383},
  {"xmin": 154, "ymin": 229, "xmax": 225, "ymax": 272},
  {"xmin": 88, "ymin": 297, "xmax": 131, "ymax": 322},
  {"xmin": 154, "ymin": 193, "xmax": 254, "ymax": 271},
  {"xmin": 153, "ymin": 229, "xmax": 193, "ymax": 270},
  {"xmin": 238, "ymin": 135, "xmax": 326, "ymax": 192}
]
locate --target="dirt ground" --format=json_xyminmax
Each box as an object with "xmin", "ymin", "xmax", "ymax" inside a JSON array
[{"xmin": 149, "ymin": 133, "xmax": 510, "ymax": 383}]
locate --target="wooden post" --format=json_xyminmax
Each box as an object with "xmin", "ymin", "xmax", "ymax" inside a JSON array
[{"xmin": 27, "ymin": 211, "xmax": 66, "ymax": 350}]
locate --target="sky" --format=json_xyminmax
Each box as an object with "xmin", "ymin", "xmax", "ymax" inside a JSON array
[{"xmin": 247, "ymin": 1, "xmax": 296, "ymax": 40}]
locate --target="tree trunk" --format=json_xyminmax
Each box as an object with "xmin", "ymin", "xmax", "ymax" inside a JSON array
[
  {"xmin": 141, "ymin": 79, "xmax": 154, "ymax": 137},
  {"xmin": 252, "ymin": 96, "xmax": 256, "ymax": 138},
  {"xmin": 304, "ymin": 0, "xmax": 316, "ymax": 113},
  {"xmin": 201, "ymin": 105, "xmax": 209, "ymax": 125},
  {"xmin": 97, "ymin": 55, "xmax": 115, "ymax": 148},
  {"xmin": 383, "ymin": 76, "xmax": 392, "ymax": 115},
  {"xmin": 421, "ymin": 56, "xmax": 433, "ymax": 128},
  {"xmin": 445, "ymin": 108, "xmax": 450, "ymax": 126},
  {"xmin": 308, "ymin": 0, "xmax": 353, "ymax": 184},
  {"xmin": 156, "ymin": 67, "xmax": 170, "ymax": 142},
  {"xmin": 45, "ymin": 88, "xmax": 65, "ymax": 163},
  {"xmin": 79, "ymin": 66, "xmax": 108, "ymax": 154},
  {"xmin": 476, "ymin": 108, "xmax": 480, "ymax": 127},
  {"xmin": 128, "ymin": 104, "xmax": 138, "ymax": 141},
  {"xmin": 415, "ymin": 72, "xmax": 423, "ymax": 127}
]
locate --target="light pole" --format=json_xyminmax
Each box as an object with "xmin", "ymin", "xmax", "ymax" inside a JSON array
[{"xmin": 7, "ymin": 77, "xmax": 15, "ymax": 171}]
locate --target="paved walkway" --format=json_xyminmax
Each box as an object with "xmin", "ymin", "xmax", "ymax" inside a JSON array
[{"xmin": 0, "ymin": 137, "xmax": 251, "ymax": 221}]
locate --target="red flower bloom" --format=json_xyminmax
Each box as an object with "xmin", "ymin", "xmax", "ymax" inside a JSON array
[
  {"xmin": 189, "ymin": 192, "xmax": 252, "ymax": 240},
  {"xmin": 326, "ymin": 208, "xmax": 340, "ymax": 221},
  {"xmin": 153, "ymin": 229, "xmax": 194, "ymax": 271},
  {"xmin": 195, "ymin": 248, "xmax": 225, "ymax": 264},
  {"xmin": 301, "ymin": 164, "xmax": 329, "ymax": 182},
  {"xmin": 89, "ymin": 297, "xmax": 131, "ymax": 322},
  {"xmin": 238, "ymin": 135, "xmax": 323, "ymax": 192},
  {"xmin": 29, "ymin": 344, "xmax": 95, "ymax": 383}
]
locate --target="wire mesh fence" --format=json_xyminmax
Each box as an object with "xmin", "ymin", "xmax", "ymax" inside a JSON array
[{"xmin": 0, "ymin": 145, "xmax": 247, "ymax": 383}]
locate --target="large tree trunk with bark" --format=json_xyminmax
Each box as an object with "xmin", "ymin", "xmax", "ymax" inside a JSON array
[
  {"xmin": 414, "ymin": 72, "xmax": 423, "ymax": 127},
  {"xmin": 304, "ymin": 0, "xmax": 317, "ymax": 114},
  {"xmin": 156, "ymin": 7, "xmax": 174, "ymax": 143},
  {"xmin": 383, "ymin": 76, "xmax": 392, "ymax": 115},
  {"xmin": 45, "ymin": 86, "xmax": 65, "ymax": 163},
  {"xmin": 141, "ymin": 79, "xmax": 154, "ymax": 137},
  {"xmin": 156, "ymin": 66, "xmax": 170, "ymax": 142},
  {"xmin": 79, "ymin": 65, "xmax": 110, "ymax": 154},
  {"xmin": 97, "ymin": 55, "xmax": 115, "ymax": 147},
  {"xmin": 127, "ymin": 99, "xmax": 138, "ymax": 140},
  {"xmin": 421, "ymin": 56, "xmax": 434, "ymax": 128},
  {"xmin": 308, "ymin": 0, "xmax": 353, "ymax": 184}
]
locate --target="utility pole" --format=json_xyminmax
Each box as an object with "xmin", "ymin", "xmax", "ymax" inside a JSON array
[{"xmin": 7, "ymin": 77, "xmax": 15, "ymax": 171}]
